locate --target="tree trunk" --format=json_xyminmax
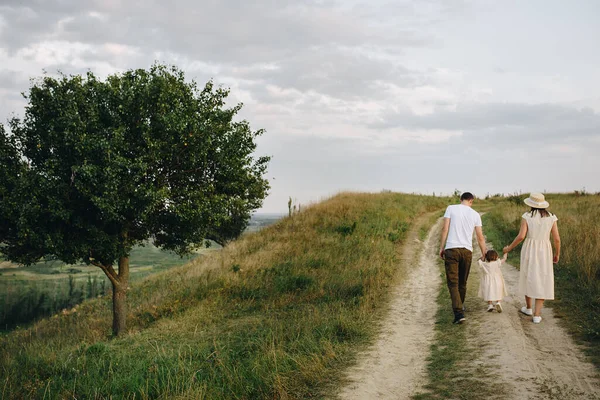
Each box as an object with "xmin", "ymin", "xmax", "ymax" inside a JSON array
[
  {"xmin": 111, "ymin": 256, "xmax": 130, "ymax": 336},
  {"xmin": 112, "ymin": 282, "xmax": 127, "ymax": 336}
]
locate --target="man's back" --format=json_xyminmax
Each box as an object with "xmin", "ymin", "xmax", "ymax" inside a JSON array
[{"xmin": 444, "ymin": 204, "xmax": 482, "ymax": 251}]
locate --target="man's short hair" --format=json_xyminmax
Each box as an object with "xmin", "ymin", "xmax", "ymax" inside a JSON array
[{"xmin": 460, "ymin": 192, "xmax": 474, "ymax": 201}]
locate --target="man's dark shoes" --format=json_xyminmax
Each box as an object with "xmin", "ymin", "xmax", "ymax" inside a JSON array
[{"xmin": 453, "ymin": 313, "xmax": 466, "ymax": 324}]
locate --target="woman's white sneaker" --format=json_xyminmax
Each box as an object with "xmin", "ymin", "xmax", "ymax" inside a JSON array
[
  {"xmin": 520, "ymin": 307, "xmax": 533, "ymax": 316},
  {"xmin": 487, "ymin": 304, "xmax": 495, "ymax": 312},
  {"xmin": 532, "ymin": 316, "xmax": 542, "ymax": 324},
  {"xmin": 495, "ymin": 302, "xmax": 503, "ymax": 313}
]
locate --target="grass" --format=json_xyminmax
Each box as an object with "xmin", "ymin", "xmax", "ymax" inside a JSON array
[
  {"xmin": 0, "ymin": 192, "xmax": 450, "ymax": 399},
  {"xmin": 481, "ymin": 192, "xmax": 600, "ymax": 367}
]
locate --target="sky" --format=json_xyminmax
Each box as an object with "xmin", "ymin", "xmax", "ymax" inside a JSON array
[{"xmin": 1, "ymin": 0, "xmax": 599, "ymax": 213}]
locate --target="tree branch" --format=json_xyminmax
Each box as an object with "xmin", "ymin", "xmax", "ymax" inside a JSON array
[{"xmin": 91, "ymin": 260, "xmax": 120, "ymax": 288}]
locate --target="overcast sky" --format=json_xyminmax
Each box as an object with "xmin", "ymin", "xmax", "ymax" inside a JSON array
[{"xmin": 1, "ymin": 0, "xmax": 599, "ymax": 213}]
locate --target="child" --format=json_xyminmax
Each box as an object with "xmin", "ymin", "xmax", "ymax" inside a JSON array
[{"xmin": 478, "ymin": 250, "xmax": 508, "ymax": 312}]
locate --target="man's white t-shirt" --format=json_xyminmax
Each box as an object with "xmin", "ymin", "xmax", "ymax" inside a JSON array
[{"xmin": 443, "ymin": 204, "xmax": 482, "ymax": 252}]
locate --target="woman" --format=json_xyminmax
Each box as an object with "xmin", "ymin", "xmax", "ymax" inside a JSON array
[{"xmin": 503, "ymin": 193, "xmax": 561, "ymax": 324}]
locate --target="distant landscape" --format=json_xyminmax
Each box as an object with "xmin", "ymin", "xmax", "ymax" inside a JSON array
[
  {"xmin": 245, "ymin": 213, "xmax": 287, "ymax": 233},
  {"xmin": 0, "ymin": 213, "xmax": 284, "ymax": 332}
]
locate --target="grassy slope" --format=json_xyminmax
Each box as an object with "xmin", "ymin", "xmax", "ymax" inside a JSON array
[
  {"xmin": 0, "ymin": 192, "xmax": 449, "ymax": 399},
  {"xmin": 481, "ymin": 193, "xmax": 600, "ymax": 367}
]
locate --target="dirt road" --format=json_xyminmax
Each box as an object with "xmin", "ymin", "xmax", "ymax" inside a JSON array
[
  {"xmin": 338, "ymin": 216, "xmax": 600, "ymax": 399},
  {"xmin": 470, "ymin": 241, "xmax": 600, "ymax": 399},
  {"xmin": 338, "ymin": 214, "xmax": 443, "ymax": 399}
]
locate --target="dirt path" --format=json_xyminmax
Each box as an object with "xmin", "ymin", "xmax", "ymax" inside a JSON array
[
  {"xmin": 337, "ymin": 214, "xmax": 444, "ymax": 399},
  {"xmin": 468, "ymin": 241, "xmax": 600, "ymax": 399},
  {"xmin": 338, "ymin": 214, "xmax": 600, "ymax": 400}
]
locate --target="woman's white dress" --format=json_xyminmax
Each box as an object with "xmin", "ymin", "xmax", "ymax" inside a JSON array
[
  {"xmin": 478, "ymin": 259, "xmax": 508, "ymax": 301},
  {"xmin": 518, "ymin": 212, "xmax": 558, "ymax": 300}
]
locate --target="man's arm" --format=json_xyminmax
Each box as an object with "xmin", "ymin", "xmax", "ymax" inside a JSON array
[
  {"xmin": 475, "ymin": 226, "xmax": 487, "ymax": 259},
  {"xmin": 439, "ymin": 217, "xmax": 450, "ymax": 258}
]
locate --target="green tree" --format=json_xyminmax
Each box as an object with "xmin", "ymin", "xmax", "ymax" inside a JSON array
[
  {"xmin": 0, "ymin": 124, "xmax": 25, "ymax": 246},
  {"xmin": 0, "ymin": 64, "xmax": 270, "ymax": 336}
]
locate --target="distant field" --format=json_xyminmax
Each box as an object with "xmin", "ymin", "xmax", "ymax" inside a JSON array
[
  {"xmin": 0, "ymin": 245, "xmax": 204, "ymax": 281},
  {"xmin": 245, "ymin": 213, "xmax": 286, "ymax": 232},
  {"xmin": 0, "ymin": 214, "xmax": 282, "ymax": 331},
  {"xmin": 0, "ymin": 243, "xmax": 208, "ymax": 331},
  {"xmin": 0, "ymin": 214, "xmax": 282, "ymax": 280}
]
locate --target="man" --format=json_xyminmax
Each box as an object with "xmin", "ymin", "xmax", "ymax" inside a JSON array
[{"xmin": 439, "ymin": 192, "xmax": 487, "ymax": 324}]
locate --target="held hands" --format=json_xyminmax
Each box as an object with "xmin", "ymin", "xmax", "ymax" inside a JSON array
[{"xmin": 503, "ymin": 246, "xmax": 510, "ymax": 254}]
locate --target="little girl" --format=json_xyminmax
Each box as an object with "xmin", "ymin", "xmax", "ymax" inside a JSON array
[{"xmin": 478, "ymin": 249, "xmax": 508, "ymax": 312}]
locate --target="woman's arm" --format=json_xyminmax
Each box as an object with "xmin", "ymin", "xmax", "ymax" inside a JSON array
[
  {"xmin": 503, "ymin": 218, "xmax": 528, "ymax": 253},
  {"xmin": 551, "ymin": 221, "xmax": 561, "ymax": 263}
]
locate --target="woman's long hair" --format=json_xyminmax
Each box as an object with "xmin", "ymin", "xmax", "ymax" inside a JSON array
[{"xmin": 530, "ymin": 207, "xmax": 550, "ymax": 218}]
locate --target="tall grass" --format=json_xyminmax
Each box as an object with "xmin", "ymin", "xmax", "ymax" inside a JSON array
[
  {"xmin": 0, "ymin": 192, "xmax": 449, "ymax": 399},
  {"xmin": 482, "ymin": 193, "xmax": 600, "ymax": 365}
]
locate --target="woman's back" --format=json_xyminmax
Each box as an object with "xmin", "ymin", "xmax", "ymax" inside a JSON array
[{"xmin": 523, "ymin": 212, "xmax": 557, "ymax": 241}]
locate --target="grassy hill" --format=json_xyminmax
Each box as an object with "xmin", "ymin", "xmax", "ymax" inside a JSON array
[
  {"xmin": 0, "ymin": 192, "xmax": 450, "ymax": 399},
  {"xmin": 2, "ymin": 191, "xmax": 598, "ymax": 399}
]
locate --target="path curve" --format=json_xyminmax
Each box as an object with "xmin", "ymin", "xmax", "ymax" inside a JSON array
[{"xmin": 337, "ymin": 214, "xmax": 443, "ymax": 399}]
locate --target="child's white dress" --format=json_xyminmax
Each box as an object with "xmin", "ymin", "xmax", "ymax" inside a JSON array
[{"xmin": 478, "ymin": 258, "xmax": 508, "ymax": 301}]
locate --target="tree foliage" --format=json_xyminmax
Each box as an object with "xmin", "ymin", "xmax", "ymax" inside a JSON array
[
  {"xmin": 0, "ymin": 124, "xmax": 25, "ymax": 247},
  {"xmin": 0, "ymin": 64, "xmax": 270, "ymax": 335}
]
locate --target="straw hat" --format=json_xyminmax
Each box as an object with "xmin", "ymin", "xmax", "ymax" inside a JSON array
[{"xmin": 524, "ymin": 193, "xmax": 549, "ymax": 209}]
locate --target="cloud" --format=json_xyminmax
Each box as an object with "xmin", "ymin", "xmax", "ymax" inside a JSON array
[
  {"xmin": 0, "ymin": 69, "xmax": 26, "ymax": 90},
  {"xmin": 0, "ymin": 1, "xmax": 433, "ymax": 61},
  {"xmin": 371, "ymin": 103, "xmax": 600, "ymax": 144},
  {"xmin": 235, "ymin": 46, "xmax": 417, "ymax": 100},
  {"xmin": 1, "ymin": 0, "xmax": 600, "ymax": 211}
]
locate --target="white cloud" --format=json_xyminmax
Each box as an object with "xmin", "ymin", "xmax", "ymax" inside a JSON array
[{"xmin": 1, "ymin": 0, "xmax": 600, "ymax": 211}]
